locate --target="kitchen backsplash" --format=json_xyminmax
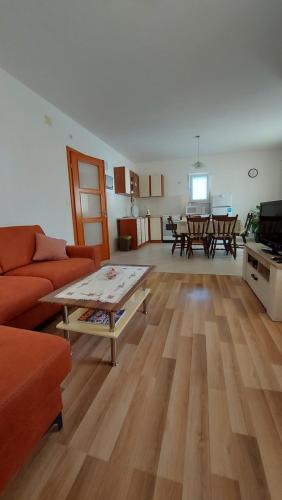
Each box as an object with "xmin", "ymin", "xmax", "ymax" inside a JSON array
[{"xmin": 136, "ymin": 195, "xmax": 187, "ymax": 216}]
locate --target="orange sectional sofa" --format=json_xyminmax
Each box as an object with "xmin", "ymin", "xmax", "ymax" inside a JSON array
[
  {"xmin": 0, "ymin": 225, "xmax": 101, "ymax": 491},
  {"xmin": 0, "ymin": 326, "xmax": 71, "ymax": 492},
  {"xmin": 0, "ymin": 225, "xmax": 101, "ymax": 329}
]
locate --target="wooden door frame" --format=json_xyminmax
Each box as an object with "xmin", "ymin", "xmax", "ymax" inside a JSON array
[
  {"xmin": 66, "ymin": 146, "xmax": 110, "ymax": 258},
  {"xmin": 66, "ymin": 146, "xmax": 79, "ymax": 244}
]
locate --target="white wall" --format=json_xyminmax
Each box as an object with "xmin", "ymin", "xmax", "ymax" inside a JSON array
[
  {"xmin": 0, "ymin": 68, "xmax": 134, "ymax": 254},
  {"xmin": 136, "ymin": 149, "xmax": 282, "ymax": 222}
]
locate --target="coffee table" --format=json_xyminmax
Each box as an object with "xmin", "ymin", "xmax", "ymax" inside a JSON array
[{"xmin": 40, "ymin": 264, "xmax": 154, "ymax": 366}]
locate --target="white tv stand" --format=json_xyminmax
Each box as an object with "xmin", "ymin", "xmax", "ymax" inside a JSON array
[{"xmin": 243, "ymin": 242, "xmax": 282, "ymax": 321}]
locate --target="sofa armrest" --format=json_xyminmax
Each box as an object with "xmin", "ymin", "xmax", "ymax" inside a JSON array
[{"xmin": 66, "ymin": 245, "xmax": 101, "ymax": 269}]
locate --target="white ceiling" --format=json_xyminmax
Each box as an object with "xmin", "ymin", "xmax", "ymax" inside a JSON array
[{"xmin": 0, "ymin": 0, "xmax": 282, "ymax": 162}]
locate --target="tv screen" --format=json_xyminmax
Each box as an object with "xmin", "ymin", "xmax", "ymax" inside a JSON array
[{"xmin": 259, "ymin": 200, "xmax": 282, "ymax": 252}]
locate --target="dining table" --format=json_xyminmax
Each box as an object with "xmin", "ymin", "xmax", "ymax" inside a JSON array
[{"xmin": 176, "ymin": 219, "xmax": 242, "ymax": 258}]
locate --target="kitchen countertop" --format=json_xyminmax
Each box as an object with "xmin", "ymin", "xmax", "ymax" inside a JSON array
[
  {"xmin": 117, "ymin": 217, "xmax": 145, "ymax": 220},
  {"xmin": 117, "ymin": 215, "xmax": 167, "ymax": 220}
]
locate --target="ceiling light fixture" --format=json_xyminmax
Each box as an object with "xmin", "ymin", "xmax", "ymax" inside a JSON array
[{"xmin": 193, "ymin": 135, "xmax": 204, "ymax": 169}]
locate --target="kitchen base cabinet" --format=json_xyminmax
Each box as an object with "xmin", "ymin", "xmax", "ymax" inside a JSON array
[
  {"xmin": 137, "ymin": 218, "xmax": 142, "ymax": 246},
  {"xmin": 117, "ymin": 217, "xmax": 149, "ymax": 250},
  {"xmin": 145, "ymin": 217, "xmax": 149, "ymax": 242},
  {"xmin": 149, "ymin": 217, "xmax": 163, "ymax": 242}
]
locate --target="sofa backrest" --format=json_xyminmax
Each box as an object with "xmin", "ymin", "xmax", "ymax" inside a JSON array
[{"xmin": 0, "ymin": 225, "xmax": 44, "ymax": 272}]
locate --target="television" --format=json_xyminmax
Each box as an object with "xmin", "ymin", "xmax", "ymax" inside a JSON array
[{"xmin": 258, "ymin": 200, "xmax": 282, "ymax": 255}]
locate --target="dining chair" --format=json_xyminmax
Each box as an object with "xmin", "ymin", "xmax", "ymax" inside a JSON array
[
  {"xmin": 235, "ymin": 212, "xmax": 253, "ymax": 250},
  {"xmin": 186, "ymin": 216, "xmax": 210, "ymax": 258},
  {"xmin": 167, "ymin": 216, "xmax": 187, "ymax": 255},
  {"xmin": 210, "ymin": 215, "xmax": 238, "ymax": 259},
  {"xmin": 239, "ymin": 212, "xmax": 253, "ymax": 244}
]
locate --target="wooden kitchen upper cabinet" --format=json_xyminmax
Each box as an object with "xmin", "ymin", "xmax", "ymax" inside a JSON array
[
  {"xmin": 114, "ymin": 167, "xmax": 140, "ymax": 197},
  {"xmin": 150, "ymin": 174, "xmax": 164, "ymax": 197},
  {"xmin": 139, "ymin": 175, "xmax": 150, "ymax": 198},
  {"xmin": 139, "ymin": 174, "xmax": 164, "ymax": 198},
  {"xmin": 130, "ymin": 171, "xmax": 139, "ymax": 197},
  {"xmin": 114, "ymin": 168, "xmax": 164, "ymax": 198},
  {"xmin": 114, "ymin": 167, "xmax": 131, "ymax": 195}
]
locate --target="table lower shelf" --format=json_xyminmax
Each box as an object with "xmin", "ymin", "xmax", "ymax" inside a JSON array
[{"xmin": 56, "ymin": 287, "xmax": 150, "ymax": 339}]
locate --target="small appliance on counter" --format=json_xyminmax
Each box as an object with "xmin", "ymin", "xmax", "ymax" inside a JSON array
[{"xmin": 146, "ymin": 208, "xmax": 151, "ymax": 216}]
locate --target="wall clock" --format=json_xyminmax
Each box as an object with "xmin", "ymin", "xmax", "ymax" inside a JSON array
[{"xmin": 248, "ymin": 168, "xmax": 258, "ymax": 178}]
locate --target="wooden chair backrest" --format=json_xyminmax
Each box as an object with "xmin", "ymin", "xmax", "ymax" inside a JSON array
[
  {"xmin": 186, "ymin": 216, "xmax": 210, "ymax": 237},
  {"xmin": 244, "ymin": 212, "xmax": 253, "ymax": 232},
  {"xmin": 212, "ymin": 215, "xmax": 238, "ymax": 236},
  {"xmin": 167, "ymin": 216, "xmax": 178, "ymax": 236}
]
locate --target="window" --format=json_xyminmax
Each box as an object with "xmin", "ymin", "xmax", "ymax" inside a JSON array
[{"xmin": 189, "ymin": 173, "xmax": 209, "ymax": 201}]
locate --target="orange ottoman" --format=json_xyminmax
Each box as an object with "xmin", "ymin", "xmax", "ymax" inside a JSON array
[{"xmin": 0, "ymin": 326, "xmax": 71, "ymax": 492}]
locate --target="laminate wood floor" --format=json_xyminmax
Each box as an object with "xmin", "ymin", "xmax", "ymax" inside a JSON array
[
  {"xmin": 108, "ymin": 243, "xmax": 244, "ymax": 275},
  {"xmin": 1, "ymin": 273, "xmax": 282, "ymax": 500}
]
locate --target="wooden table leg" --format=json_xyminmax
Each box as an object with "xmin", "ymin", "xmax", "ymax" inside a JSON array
[
  {"xmin": 109, "ymin": 312, "xmax": 118, "ymax": 366},
  {"xmin": 62, "ymin": 305, "xmax": 71, "ymax": 342},
  {"xmin": 142, "ymin": 282, "xmax": 148, "ymax": 315},
  {"xmin": 109, "ymin": 311, "xmax": 115, "ymax": 331},
  {"xmin": 233, "ymin": 235, "xmax": 237, "ymax": 259},
  {"xmin": 142, "ymin": 296, "xmax": 148, "ymax": 315},
  {"xmin": 180, "ymin": 234, "xmax": 185, "ymax": 256},
  {"xmin": 110, "ymin": 338, "xmax": 118, "ymax": 366}
]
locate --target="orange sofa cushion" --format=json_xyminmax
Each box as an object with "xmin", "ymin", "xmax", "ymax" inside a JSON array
[
  {"xmin": 0, "ymin": 326, "xmax": 71, "ymax": 491},
  {"xmin": 33, "ymin": 233, "xmax": 68, "ymax": 261},
  {"xmin": 6, "ymin": 303, "xmax": 62, "ymax": 331},
  {"xmin": 0, "ymin": 326, "xmax": 71, "ymax": 409},
  {"xmin": 0, "ymin": 225, "xmax": 44, "ymax": 272},
  {"xmin": 0, "ymin": 276, "xmax": 54, "ymax": 325},
  {"xmin": 7, "ymin": 258, "xmax": 95, "ymax": 289}
]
